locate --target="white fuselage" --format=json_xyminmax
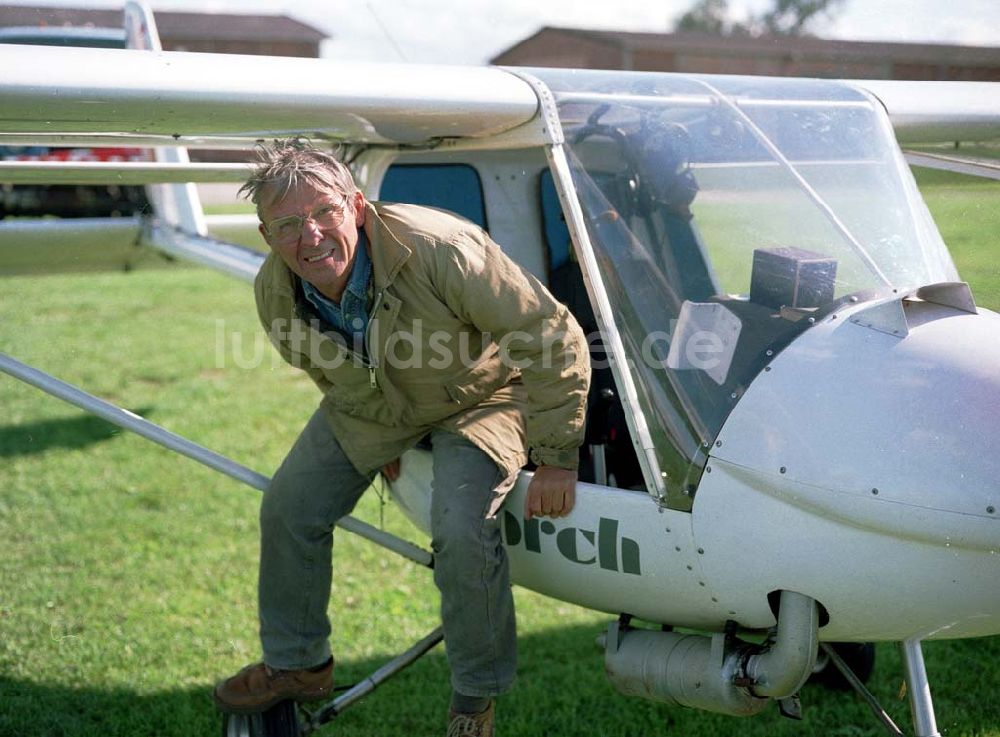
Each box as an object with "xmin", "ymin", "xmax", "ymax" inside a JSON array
[{"xmin": 391, "ymin": 295, "xmax": 1000, "ymax": 642}]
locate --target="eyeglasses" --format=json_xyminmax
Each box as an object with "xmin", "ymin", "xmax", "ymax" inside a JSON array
[{"xmin": 264, "ymin": 196, "xmax": 349, "ymax": 244}]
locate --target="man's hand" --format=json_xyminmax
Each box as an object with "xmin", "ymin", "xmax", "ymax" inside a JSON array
[
  {"xmin": 381, "ymin": 458, "xmax": 401, "ymax": 482},
  {"xmin": 524, "ymin": 465, "xmax": 577, "ymax": 520}
]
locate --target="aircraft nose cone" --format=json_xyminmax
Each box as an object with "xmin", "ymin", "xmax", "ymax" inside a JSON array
[{"xmin": 712, "ymin": 295, "xmax": 1000, "ymax": 551}]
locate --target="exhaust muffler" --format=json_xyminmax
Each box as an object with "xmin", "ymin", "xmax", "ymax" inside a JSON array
[{"xmin": 600, "ymin": 590, "xmax": 819, "ymax": 716}]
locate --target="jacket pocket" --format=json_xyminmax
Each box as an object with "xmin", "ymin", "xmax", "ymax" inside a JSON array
[{"xmin": 444, "ymin": 348, "xmax": 512, "ymax": 406}]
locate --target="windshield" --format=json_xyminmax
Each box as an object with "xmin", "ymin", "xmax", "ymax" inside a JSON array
[{"xmin": 534, "ymin": 69, "xmax": 957, "ymax": 505}]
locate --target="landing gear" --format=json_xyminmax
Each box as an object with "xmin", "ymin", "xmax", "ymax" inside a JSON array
[
  {"xmin": 222, "ymin": 701, "xmax": 300, "ymax": 737},
  {"xmin": 819, "ymin": 638, "xmax": 941, "ymax": 737},
  {"xmin": 900, "ymin": 638, "xmax": 941, "ymax": 737},
  {"xmin": 811, "ymin": 641, "xmax": 876, "ymax": 690}
]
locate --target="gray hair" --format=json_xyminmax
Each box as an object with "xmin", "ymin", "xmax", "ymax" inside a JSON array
[{"xmin": 239, "ymin": 138, "xmax": 359, "ymax": 218}]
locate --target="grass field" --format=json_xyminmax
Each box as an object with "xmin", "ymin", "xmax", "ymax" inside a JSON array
[{"xmin": 1, "ymin": 168, "xmax": 999, "ymax": 737}]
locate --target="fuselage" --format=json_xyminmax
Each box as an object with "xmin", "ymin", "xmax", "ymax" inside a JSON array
[{"xmin": 391, "ymin": 292, "xmax": 1000, "ymax": 642}]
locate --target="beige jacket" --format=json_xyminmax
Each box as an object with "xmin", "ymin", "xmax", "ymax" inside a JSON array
[{"xmin": 254, "ymin": 201, "xmax": 590, "ymax": 478}]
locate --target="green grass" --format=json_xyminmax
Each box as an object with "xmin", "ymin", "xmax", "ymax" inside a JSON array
[
  {"xmin": 913, "ymin": 166, "xmax": 1000, "ymax": 310},
  {"xmin": 1, "ymin": 170, "xmax": 999, "ymax": 736},
  {"xmin": 909, "ymin": 142, "xmax": 1000, "ymax": 161},
  {"xmin": 691, "ymin": 163, "xmax": 1000, "ymax": 308}
]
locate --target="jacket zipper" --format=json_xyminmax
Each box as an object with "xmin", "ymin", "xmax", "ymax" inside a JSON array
[
  {"xmin": 296, "ymin": 289, "xmax": 384, "ymax": 390},
  {"xmin": 363, "ymin": 290, "xmax": 385, "ymax": 389}
]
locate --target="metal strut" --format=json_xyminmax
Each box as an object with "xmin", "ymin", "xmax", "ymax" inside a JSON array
[
  {"xmin": 900, "ymin": 638, "xmax": 941, "ymax": 737},
  {"xmin": 302, "ymin": 626, "xmax": 445, "ymax": 733},
  {"xmin": 2, "ymin": 350, "xmax": 446, "ymax": 728},
  {"xmin": 820, "ymin": 643, "xmax": 904, "ymax": 737},
  {"xmin": 0, "ymin": 351, "xmax": 433, "ymax": 568},
  {"xmin": 822, "ymin": 639, "xmax": 943, "ymax": 737}
]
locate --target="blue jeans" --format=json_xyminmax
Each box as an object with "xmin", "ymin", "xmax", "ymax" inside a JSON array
[{"xmin": 258, "ymin": 409, "xmax": 518, "ymax": 697}]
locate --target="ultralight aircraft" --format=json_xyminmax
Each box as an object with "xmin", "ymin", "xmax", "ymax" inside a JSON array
[{"xmin": 1, "ymin": 3, "xmax": 998, "ymax": 736}]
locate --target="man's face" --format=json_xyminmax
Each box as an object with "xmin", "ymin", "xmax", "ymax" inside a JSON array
[{"xmin": 258, "ymin": 180, "xmax": 366, "ymax": 299}]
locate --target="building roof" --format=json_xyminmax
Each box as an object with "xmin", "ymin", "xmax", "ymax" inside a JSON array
[
  {"xmin": 0, "ymin": 5, "xmax": 326, "ymax": 43},
  {"xmin": 494, "ymin": 26, "xmax": 1000, "ymax": 67}
]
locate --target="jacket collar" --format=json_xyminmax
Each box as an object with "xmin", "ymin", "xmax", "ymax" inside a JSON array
[{"xmin": 365, "ymin": 201, "xmax": 411, "ymax": 289}]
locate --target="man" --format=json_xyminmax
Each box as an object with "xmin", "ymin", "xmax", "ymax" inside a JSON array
[{"xmin": 213, "ymin": 139, "xmax": 589, "ymax": 736}]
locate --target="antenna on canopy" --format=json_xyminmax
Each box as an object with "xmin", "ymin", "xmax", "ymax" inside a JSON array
[{"xmin": 365, "ymin": 1, "xmax": 409, "ymax": 62}]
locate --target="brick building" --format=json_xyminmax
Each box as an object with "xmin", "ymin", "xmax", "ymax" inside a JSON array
[
  {"xmin": 492, "ymin": 27, "xmax": 1000, "ymax": 81},
  {"xmin": 0, "ymin": 5, "xmax": 326, "ymax": 57}
]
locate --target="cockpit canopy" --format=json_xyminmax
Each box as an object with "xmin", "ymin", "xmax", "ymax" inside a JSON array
[{"xmin": 533, "ymin": 69, "xmax": 957, "ymax": 506}]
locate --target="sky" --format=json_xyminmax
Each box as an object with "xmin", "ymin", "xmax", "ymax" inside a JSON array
[{"xmin": 4, "ymin": 0, "xmax": 999, "ymax": 65}]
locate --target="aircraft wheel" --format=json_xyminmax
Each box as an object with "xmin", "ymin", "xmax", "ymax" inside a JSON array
[
  {"xmin": 221, "ymin": 701, "xmax": 301, "ymax": 737},
  {"xmin": 811, "ymin": 642, "xmax": 876, "ymax": 691}
]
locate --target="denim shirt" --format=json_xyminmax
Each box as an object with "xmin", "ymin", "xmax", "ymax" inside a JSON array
[{"xmin": 301, "ymin": 229, "xmax": 372, "ymax": 354}]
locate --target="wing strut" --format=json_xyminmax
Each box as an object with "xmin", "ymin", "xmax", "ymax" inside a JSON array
[
  {"xmin": 903, "ymin": 150, "xmax": 1000, "ymax": 181},
  {"xmin": 123, "ymin": 0, "xmax": 208, "ymax": 236},
  {"xmin": 0, "ymin": 351, "xmax": 432, "ymax": 568}
]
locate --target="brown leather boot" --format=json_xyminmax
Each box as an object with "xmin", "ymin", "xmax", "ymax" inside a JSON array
[
  {"xmin": 213, "ymin": 658, "xmax": 334, "ymax": 714},
  {"xmin": 446, "ymin": 700, "xmax": 494, "ymax": 737}
]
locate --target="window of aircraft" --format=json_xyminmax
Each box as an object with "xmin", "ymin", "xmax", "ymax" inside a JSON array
[
  {"xmin": 540, "ymin": 169, "xmax": 571, "ymax": 272},
  {"xmin": 379, "ymin": 164, "xmax": 487, "ymax": 230},
  {"xmin": 540, "ymin": 168, "xmax": 645, "ymax": 489},
  {"xmin": 533, "ymin": 68, "xmax": 958, "ymax": 504}
]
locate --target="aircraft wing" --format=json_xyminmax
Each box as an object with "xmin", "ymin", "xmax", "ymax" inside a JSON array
[
  {"xmin": 1, "ymin": 42, "xmax": 997, "ymax": 280},
  {"xmin": 0, "ymin": 41, "xmax": 542, "ymax": 278},
  {"xmin": 3, "ymin": 43, "xmax": 997, "ymax": 151},
  {"xmin": 0, "ymin": 45, "xmax": 541, "ymax": 148},
  {"xmin": 849, "ymin": 79, "xmax": 1000, "ymax": 144}
]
